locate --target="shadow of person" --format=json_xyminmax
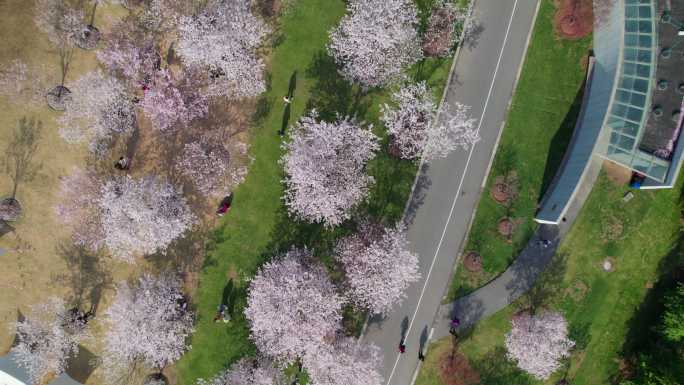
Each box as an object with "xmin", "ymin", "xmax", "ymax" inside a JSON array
[
  {"xmin": 221, "ymin": 279, "xmax": 234, "ymax": 308},
  {"xmin": 401, "ymin": 316, "xmax": 409, "ymax": 341},
  {"xmin": 279, "ymin": 104, "xmax": 291, "ymax": 136},
  {"xmin": 287, "ymin": 70, "xmax": 298, "ymax": 99},
  {"xmin": 419, "ymin": 325, "xmax": 429, "ymax": 353}
]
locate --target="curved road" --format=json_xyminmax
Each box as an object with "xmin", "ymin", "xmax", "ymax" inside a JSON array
[{"xmin": 359, "ymin": 1, "xmax": 541, "ymax": 384}]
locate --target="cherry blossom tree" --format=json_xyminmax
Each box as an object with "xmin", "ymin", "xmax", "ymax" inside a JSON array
[
  {"xmin": 335, "ymin": 222, "xmax": 420, "ymax": 315},
  {"xmin": 57, "ymin": 70, "xmax": 135, "ymax": 156},
  {"xmin": 141, "ymin": 69, "xmax": 208, "ymax": 131},
  {"xmin": 328, "ymin": 0, "xmax": 422, "ymax": 89},
  {"xmin": 176, "ymin": 138, "xmax": 250, "ymax": 197},
  {"xmin": 99, "ymin": 175, "xmax": 194, "ymax": 262},
  {"xmin": 177, "ymin": 0, "xmax": 270, "ymax": 99},
  {"xmin": 196, "ymin": 357, "xmax": 285, "ymax": 385},
  {"xmin": 504, "ymin": 312, "xmax": 575, "ymax": 380},
  {"xmin": 101, "ymin": 274, "xmax": 194, "ymax": 380},
  {"xmin": 55, "ymin": 167, "xmax": 104, "ymax": 250},
  {"xmin": 11, "ymin": 297, "xmax": 90, "ymax": 385},
  {"xmin": 303, "ymin": 336, "xmax": 383, "ymax": 385},
  {"xmin": 381, "ymin": 81, "xmax": 436, "ymax": 160},
  {"xmin": 281, "ymin": 111, "xmax": 379, "ymax": 227},
  {"xmin": 97, "ymin": 22, "xmax": 160, "ymax": 89},
  {"xmin": 422, "ymin": 1, "xmax": 476, "ymax": 57},
  {"xmin": 245, "ymin": 248, "xmax": 343, "ymax": 363},
  {"xmin": 381, "ymin": 82, "xmax": 479, "ymax": 161},
  {"xmin": 34, "ymin": 0, "xmax": 84, "ymax": 47}
]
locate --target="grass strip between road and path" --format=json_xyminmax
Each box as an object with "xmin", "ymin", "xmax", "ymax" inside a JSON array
[
  {"xmin": 175, "ymin": 0, "xmax": 455, "ymax": 383},
  {"xmin": 416, "ymin": 171, "xmax": 684, "ymax": 385},
  {"xmin": 447, "ymin": 0, "xmax": 591, "ymax": 300}
]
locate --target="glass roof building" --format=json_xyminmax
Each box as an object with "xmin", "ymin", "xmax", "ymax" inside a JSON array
[{"xmin": 535, "ymin": 0, "xmax": 684, "ymax": 224}]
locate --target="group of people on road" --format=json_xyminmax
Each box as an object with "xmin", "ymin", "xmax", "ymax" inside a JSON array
[{"xmin": 397, "ymin": 318, "xmax": 460, "ymax": 362}]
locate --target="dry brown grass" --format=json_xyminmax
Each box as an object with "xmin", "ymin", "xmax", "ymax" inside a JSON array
[{"xmin": 0, "ymin": 0, "xmax": 169, "ymax": 373}]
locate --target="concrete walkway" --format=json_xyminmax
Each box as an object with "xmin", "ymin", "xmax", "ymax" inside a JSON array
[
  {"xmin": 359, "ymin": 1, "xmax": 541, "ymax": 384},
  {"xmin": 434, "ymin": 155, "xmax": 602, "ymax": 339}
]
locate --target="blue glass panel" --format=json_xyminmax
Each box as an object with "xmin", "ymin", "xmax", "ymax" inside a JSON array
[
  {"xmin": 625, "ymin": 33, "xmax": 638, "ymax": 46},
  {"xmin": 633, "ymin": 78, "xmax": 648, "ymax": 93},
  {"xmin": 623, "ymin": 62, "xmax": 636, "ymax": 75},
  {"xmin": 631, "ymin": 93, "xmax": 646, "ymax": 107},
  {"xmin": 637, "ymin": 49, "xmax": 651, "ymax": 62},
  {"xmin": 620, "ymin": 77, "xmax": 635, "ymax": 89},
  {"xmin": 610, "ymin": 132, "xmax": 620, "ymax": 145},
  {"xmin": 650, "ymin": 164, "xmax": 668, "ymax": 179},
  {"xmin": 639, "ymin": 5, "xmax": 651, "ymax": 18},
  {"xmin": 637, "ymin": 64, "xmax": 650, "ymax": 77},
  {"xmin": 638, "ymin": 35, "xmax": 652, "ymax": 48},
  {"xmin": 627, "ymin": 107, "xmax": 643, "ymax": 122},
  {"xmin": 617, "ymin": 90, "xmax": 631, "ymax": 103},
  {"xmin": 639, "ymin": 21, "xmax": 652, "ymax": 33},
  {"xmin": 612, "ymin": 103, "xmax": 628, "ymax": 117},
  {"xmin": 622, "ymin": 120, "xmax": 639, "ymax": 136},
  {"xmin": 626, "ymin": 20, "xmax": 639, "ymax": 32},
  {"xmin": 624, "ymin": 48, "xmax": 638, "ymax": 61},
  {"xmin": 626, "ymin": 5, "xmax": 638, "ymax": 18},
  {"xmin": 619, "ymin": 135, "xmax": 636, "ymax": 150}
]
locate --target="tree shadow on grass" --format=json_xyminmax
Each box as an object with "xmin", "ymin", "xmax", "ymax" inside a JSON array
[
  {"xmin": 470, "ymin": 346, "xmax": 535, "ymax": 385},
  {"xmin": 66, "ymin": 345, "xmax": 97, "ymax": 384},
  {"xmin": 538, "ymin": 81, "xmax": 586, "ymax": 201},
  {"xmin": 617, "ymin": 229, "xmax": 684, "ymax": 383},
  {"xmin": 52, "ymin": 242, "xmax": 113, "ymax": 315},
  {"xmin": 146, "ymin": 226, "xmax": 207, "ymax": 274},
  {"xmin": 363, "ymin": 150, "xmax": 419, "ymax": 225},
  {"xmin": 305, "ymin": 51, "xmax": 369, "ymax": 120}
]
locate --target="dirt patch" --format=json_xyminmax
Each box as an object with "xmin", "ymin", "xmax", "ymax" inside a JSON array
[
  {"xmin": 497, "ymin": 217, "xmax": 514, "ymax": 237},
  {"xmin": 462, "ymin": 251, "xmax": 483, "ymax": 273},
  {"xmin": 565, "ymin": 279, "xmax": 589, "ymax": 302},
  {"xmin": 603, "ymin": 159, "xmax": 632, "ymax": 186},
  {"xmin": 601, "ymin": 215, "xmax": 624, "ymax": 241},
  {"xmin": 439, "ymin": 350, "xmax": 481, "ymax": 385},
  {"xmin": 490, "ymin": 172, "xmax": 519, "ymax": 205},
  {"xmin": 554, "ymin": 0, "xmax": 593, "ymax": 40}
]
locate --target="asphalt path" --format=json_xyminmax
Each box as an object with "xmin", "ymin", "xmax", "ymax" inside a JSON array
[{"xmin": 359, "ymin": 1, "xmax": 541, "ymax": 384}]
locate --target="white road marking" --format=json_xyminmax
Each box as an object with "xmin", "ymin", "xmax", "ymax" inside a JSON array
[{"xmin": 385, "ymin": 0, "xmax": 521, "ymax": 383}]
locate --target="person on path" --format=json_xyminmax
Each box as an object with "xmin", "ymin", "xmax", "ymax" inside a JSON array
[
  {"xmin": 449, "ymin": 317, "xmax": 460, "ymax": 335},
  {"xmin": 398, "ymin": 341, "xmax": 406, "ymax": 353},
  {"xmin": 114, "ymin": 156, "xmax": 129, "ymax": 170},
  {"xmin": 418, "ymin": 349, "xmax": 425, "ymax": 361},
  {"xmin": 283, "ymin": 96, "xmax": 292, "ymax": 104},
  {"xmin": 217, "ymin": 193, "xmax": 233, "ymax": 216}
]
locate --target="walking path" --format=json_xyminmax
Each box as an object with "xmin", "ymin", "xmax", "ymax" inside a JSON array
[
  {"xmin": 360, "ymin": 1, "xmax": 540, "ymax": 385},
  {"xmin": 433, "ymin": 59, "xmax": 604, "ymax": 340}
]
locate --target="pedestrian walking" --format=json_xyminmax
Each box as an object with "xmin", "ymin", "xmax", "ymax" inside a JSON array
[
  {"xmin": 283, "ymin": 96, "xmax": 292, "ymax": 104},
  {"xmin": 398, "ymin": 341, "xmax": 406, "ymax": 353},
  {"xmin": 217, "ymin": 194, "xmax": 233, "ymax": 216},
  {"xmin": 418, "ymin": 349, "xmax": 425, "ymax": 361},
  {"xmin": 114, "ymin": 156, "xmax": 129, "ymax": 170}
]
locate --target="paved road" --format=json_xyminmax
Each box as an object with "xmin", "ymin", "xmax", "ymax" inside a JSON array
[{"xmin": 359, "ymin": 1, "xmax": 540, "ymax": 384}]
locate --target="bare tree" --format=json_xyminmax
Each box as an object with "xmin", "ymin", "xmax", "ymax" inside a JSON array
[
  {"xmin": 2, "ymin": 117, "xmax": 42, "ymax": 221},
  {"xmin": 34, "ymin": 0, "xmax": 84, "ymax": 109}
]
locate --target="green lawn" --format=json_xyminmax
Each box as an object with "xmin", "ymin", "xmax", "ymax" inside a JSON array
[
  {"xmin": 416, "ymin": 171, "xmax": 684, "ymax": 385},
  {"xmin": 175, "ymin": 0, "xmax": 455, "ymax": 383},
  {"xmin": 448, "ymin": 0, "xmax": 591, "ymax": 299}
]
